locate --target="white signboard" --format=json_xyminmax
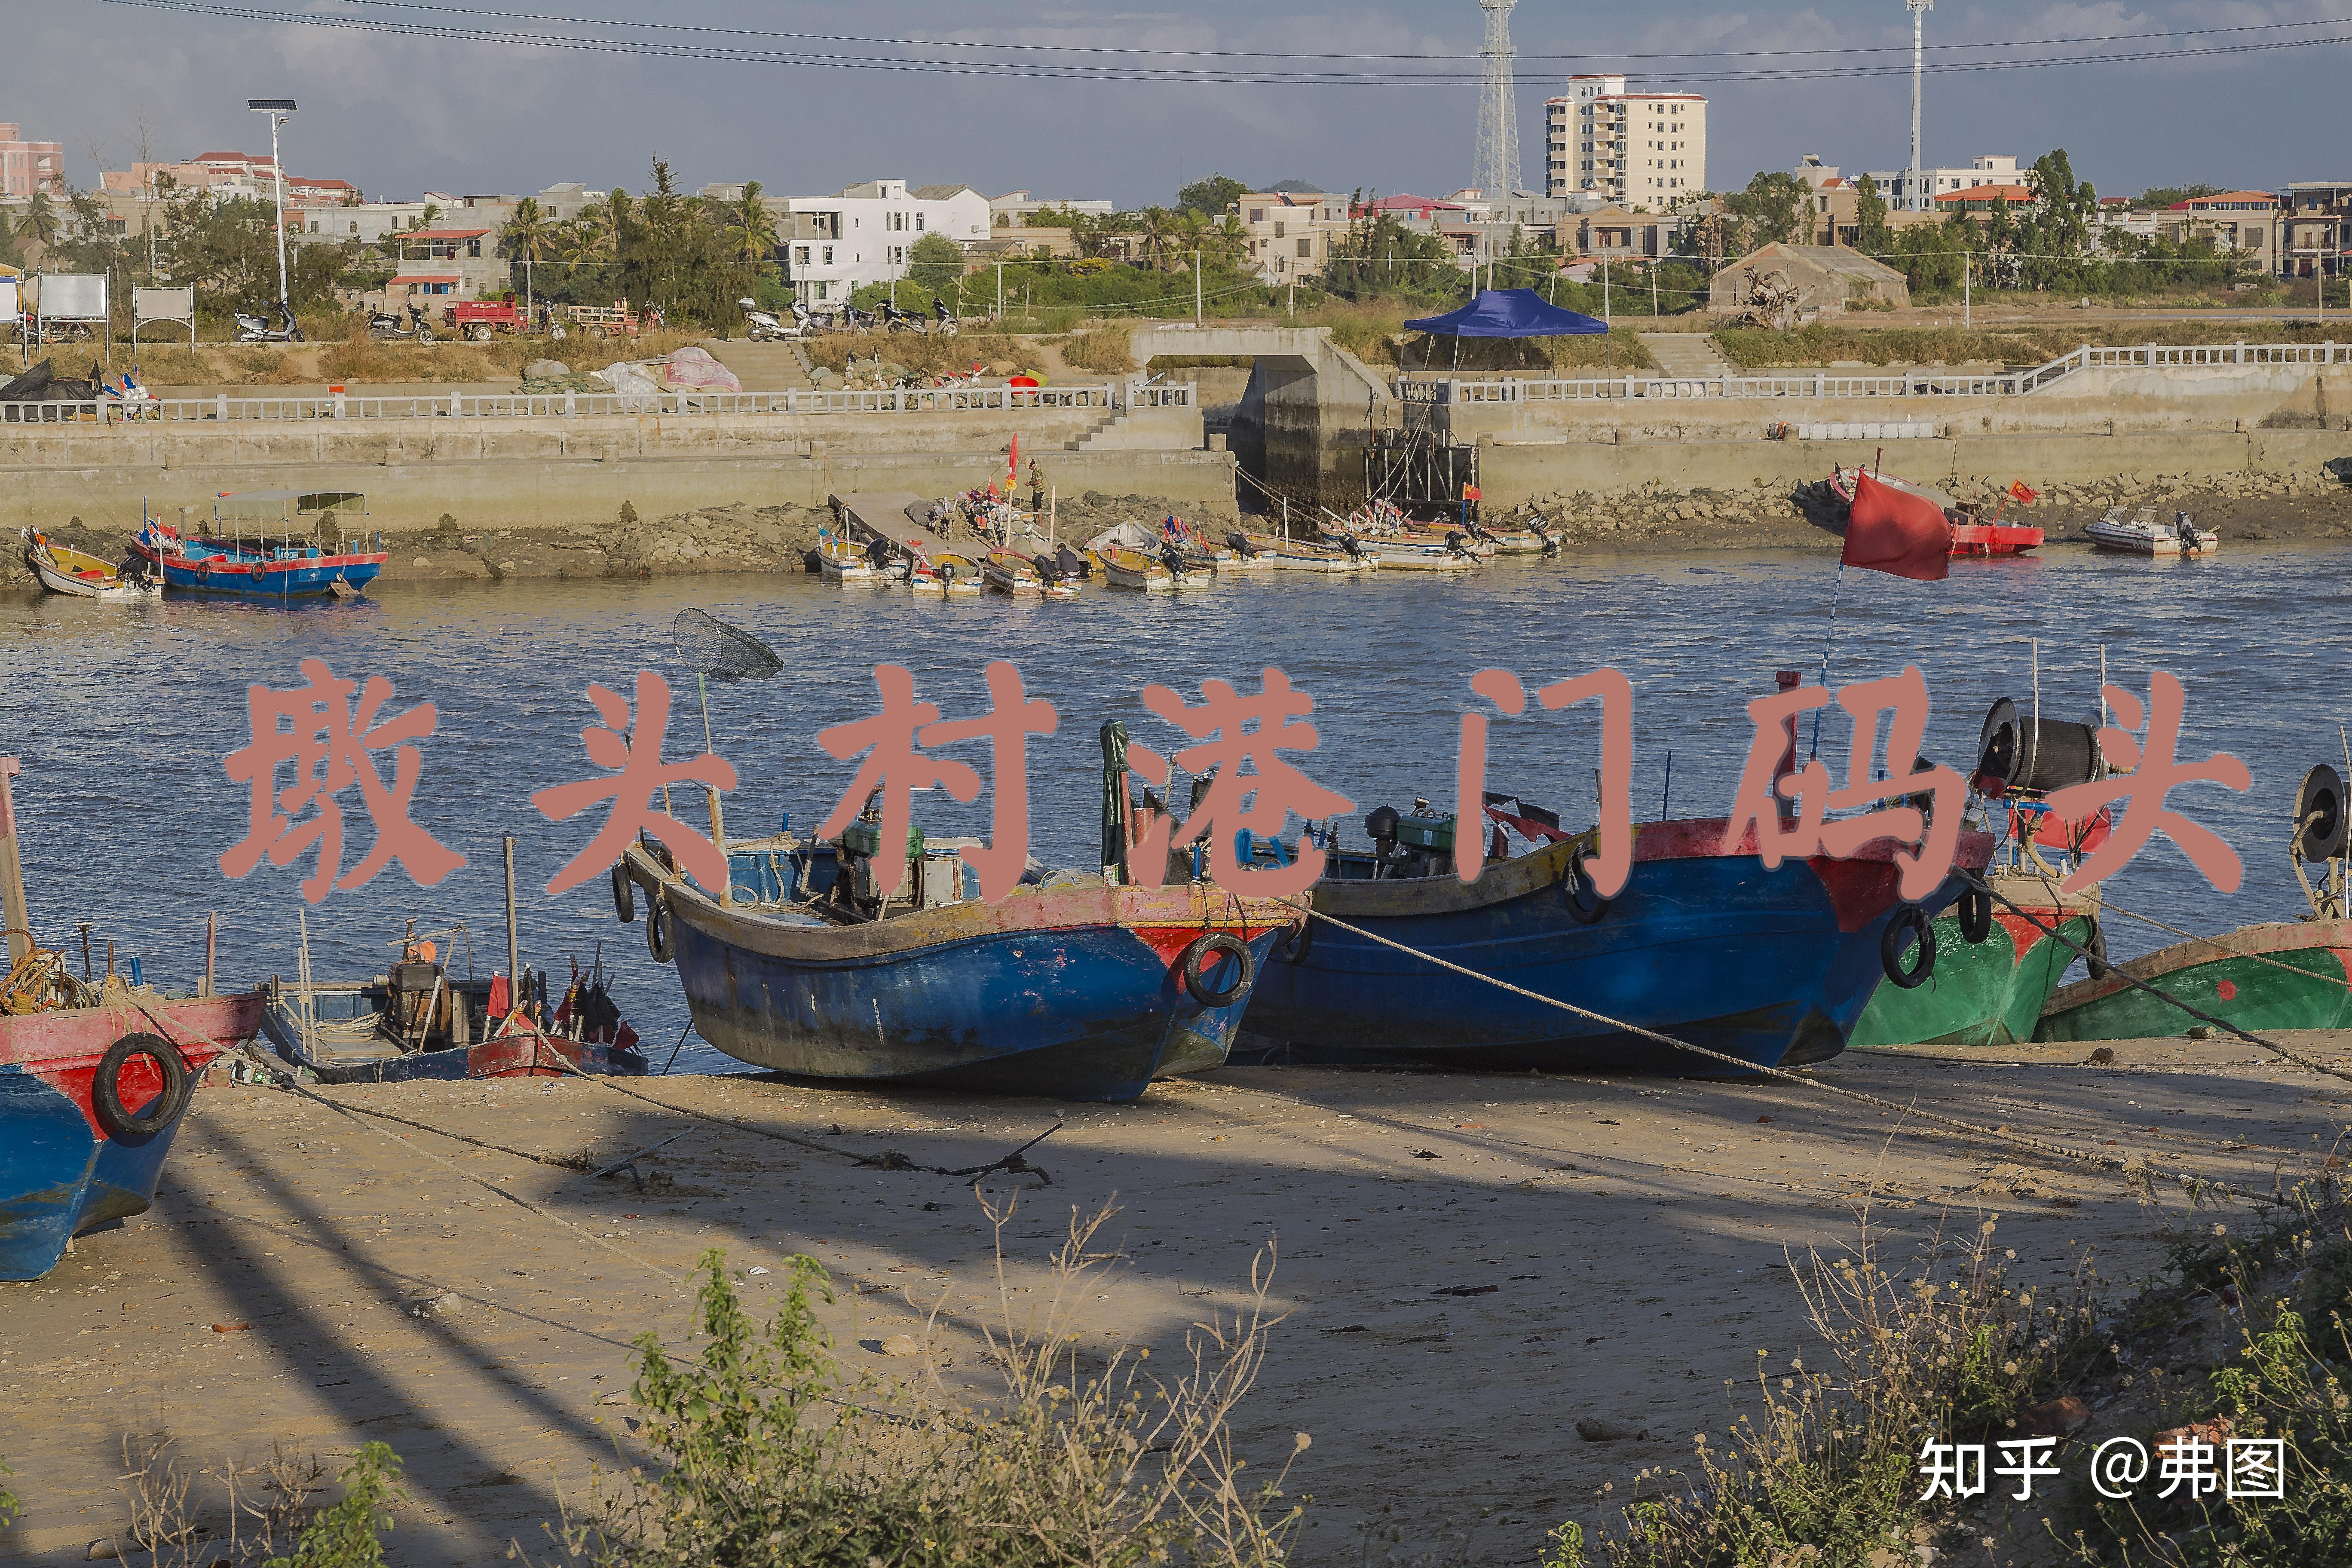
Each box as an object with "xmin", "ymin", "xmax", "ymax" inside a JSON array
[
  {"xmin": 0, "ymin": 277, "xmax": 18, "ymax": 325},
  {"xmin": 33, "ymin": 273, "xmax": 109, "ymax": 321},
  {"xmin": 134, "ymin": 286, "xmax": 194, "ymax": 322}
]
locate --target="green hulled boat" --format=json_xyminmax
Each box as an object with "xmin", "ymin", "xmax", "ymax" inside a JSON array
[
  {"xmin": 2034, "ymin": 919, "xmax": 2352, "ymax": 1041},
  {"xmin": 2036, "ymin": 762, "xmax": 2352, "ymax": 1042},
  {"xmin": 1851, "ymin": 873, "xmax": 2100, "ymax": 1048}
]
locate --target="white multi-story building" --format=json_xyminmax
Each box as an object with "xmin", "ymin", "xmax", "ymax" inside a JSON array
[
  {"xmin": 1862, "ymin": 154, "xmax": 2020, "ymax": 210},
  {"xmin": 1546, "ymin": 74, "xmax": 1706, "ymax": 208},
  {"xmin": 990, "ymin": 190, "xmax": 1114, "ymax": 227},
  {"xmin": 782, "ymin": 180, "xmax": 992, "ymax": 303}
]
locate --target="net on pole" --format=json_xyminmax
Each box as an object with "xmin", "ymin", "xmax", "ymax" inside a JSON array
[{"xmin": 672, "ymin": 608, "xmax": 783, "ymax": 686}]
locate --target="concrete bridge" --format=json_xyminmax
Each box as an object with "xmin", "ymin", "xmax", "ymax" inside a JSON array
[{"xmin": 1135, "ymin": 326, "xmax": 1394, "ymax": 511}]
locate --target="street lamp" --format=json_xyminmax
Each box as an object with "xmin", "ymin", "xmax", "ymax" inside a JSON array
[{"xmin": 248, "ymin": 98, "xmax": 297, "ymax": 308}]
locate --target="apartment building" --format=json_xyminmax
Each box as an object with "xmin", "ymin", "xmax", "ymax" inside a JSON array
[
  {"xmin": 782, "ymin": 180, "xmax": 991, "ymax": 303},
  {"xmin": 1863, "ymin": 154, "xmax": 2020, "ymax": 210},
  {"xmin": 2158, "ymin": 190, "xmax": 2282, "ymax": 269},
  {"xmin": 989, "ymin": 191, "xmax": 1113, "ymax": 227},
  {"xmin": 0, "ymin": 124, "xmax": 66, "ymax": 201},
  {"xmin": 1230, "ymin": 188, "xmax": 1353, "ymax": 281},
  {"xmin": 1545, "ymin": 75, "xmax": 1707, "ymax": 207}
]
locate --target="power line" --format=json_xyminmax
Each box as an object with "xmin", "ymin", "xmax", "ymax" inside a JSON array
[{"xmin": 91, "ymin": 0, "xmax": 2352, "ymax": 86}]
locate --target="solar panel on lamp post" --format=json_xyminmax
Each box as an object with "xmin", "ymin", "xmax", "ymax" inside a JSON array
[{"xmin": 248, "ymin": 99, "xmax": 298, "ymax": 312}]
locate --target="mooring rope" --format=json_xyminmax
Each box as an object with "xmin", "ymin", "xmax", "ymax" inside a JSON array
[
  {"xmin": 2088, "ymin": 887, "xmax": 2352, "ymax": 996},
  {"xmin": 1274, "ymin": 894, "xmax": 2291, "ymax": 1205}
]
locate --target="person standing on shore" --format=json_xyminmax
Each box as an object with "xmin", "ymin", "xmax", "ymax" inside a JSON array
[{"xmin": 1029, "ymin": 458, "xmax": 1045, "ymax": 520}]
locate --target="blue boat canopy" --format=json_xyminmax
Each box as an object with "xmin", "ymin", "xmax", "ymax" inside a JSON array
[{"xmin": 1404, "ymin": 288, "xmax": 1607, "ymax": 338}]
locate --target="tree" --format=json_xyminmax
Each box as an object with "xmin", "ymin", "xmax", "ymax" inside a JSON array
[
  {"xmin": 2023, "ymin": 149, "xmax": 2098, "ymax": 257},
  {"xmin": 1323, "ymin": 208, "xmax": 1464, "ymax": 302},
  {"xmin": 1176, "ymin": 173, "xmax": 1249, "ymax": 218},
  {"xmin": 25, "ymin": 190, "xmax": 57, "ymax": 247},
  {"xmin": 722, "ymin": 179, "xmax": 779, "ymax": 268},
  {"xmin": 501, "ymin": 196, "xmax": 552, "ymax": 268},
  {"xmin": 2136, "ymin": 182, "xmax": 2218, "ymax": 211},
  {"xmin": 1136, "ymin": 206, "xmax": 1179, "ymax": 272},
  {"xmin": 1725, "ymin": 171, "xmax": 1813, "ymax": 254},
  {"xmin": 1853, "ymin": 173, "xmax": 1890, "ymax": 255},
  {"xmin": 906, "ymin": 232, "xmax": 963, "ymax": 295}
]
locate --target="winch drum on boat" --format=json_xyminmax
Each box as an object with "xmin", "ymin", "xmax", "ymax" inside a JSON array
[
  {"xmin": 1975, "ymin": 699, "xmax": 2100, "ymax": 793},
  {"xmin": 2295, "ymin": 764, "xmax": 2349, "ymax": 861}
]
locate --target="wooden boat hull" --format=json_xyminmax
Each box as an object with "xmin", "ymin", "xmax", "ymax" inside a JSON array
[
  {"xmin": 624, "ymin": 847, "xmax": 1295, "ymax": 1101},
  {"xmin": 2035, "ymin": 920, "xmax": 2352, "ymax": 1041},
  {"xmin": 1361, "ymin": 548, "xmax": 1476, "ymax": 572},
  {"xmin": 1242, "ymin": 821, "xmax": 1991, "ymax": 1074},
  {"xmin": 132, "ymin": 536, "xmax": 386, "ymax": 597},
  {"xmin": 261, "ymin": 1001, "xmax": 647, "ymax": 1083},
  {"xmin": 25, "ymin": 533, "xmax": 160, "ymax": 601},
  {"xmin": 0, "ymin": 989, "xmax": 264, "ymax": 1280},
  {"xmin": 1849, "ymin": 875, "xmax": 2095, "ymax": 1048},
  {"xmin": 1238, "ymin": 535, "xmax": 1371, "ymax": 572}
]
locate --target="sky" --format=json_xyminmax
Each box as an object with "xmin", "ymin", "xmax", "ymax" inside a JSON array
[{"xmin": 17, "ymin": 1, "xmax": 2350, "ymax": 206}]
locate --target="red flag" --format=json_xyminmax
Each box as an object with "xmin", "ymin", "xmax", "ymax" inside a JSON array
[
  {"xmin": 1843, "ymin": 472, "xmax": 1951, "ymax": 582},
  {"xmin": 2008, "ymin": 480, "xmax": 2039, "ymax": 507},
  {"xmin": 1462, "ymin": 485, "xmax": 1482, "ymax": 502}
]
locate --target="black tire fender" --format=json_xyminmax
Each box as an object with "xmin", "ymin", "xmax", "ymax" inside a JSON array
[
  {"xmin": 92, "ymin": 1033, "xmax": 192, "ymax": 1139},
  {"xmin": 647, "ymin": 903, "xmax": 675, "ymax": 965},
  {"xmin": 1957, "ymin": 885, "xmax": 1993, "ymax": 945},
  {"xmin": 2085, "ymin": 917, "xmax": 2109, "ymax": 981},
  {"xmin": 611, "ymin": 861, "xmax": 636, "ymax": 924},
  {"xmin": 1178, "ymin": 932, "xmax": 1254, "ymax": 1007},
  {"xmin": 1561, "ymin": 848, "xmax": 1611, "ymax": 926},
  {"xmin": 1881, "ymin": 904, "xmax": 1936, "ymax": 989}
]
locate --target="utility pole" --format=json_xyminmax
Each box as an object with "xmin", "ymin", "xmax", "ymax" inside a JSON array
[
  {"xmin": 248, "ymin": 98, "xmax": 298, "ymax": 307},
  {"xmin": 996, "ymin": 261, "xmax": 1004, "ymax": 320},
  {"xmin": 1195, "ymin": 249, "xmax": 1202, "ymax": 321},
  {"xmin": 1963, "ymin": 250, "xmax": 1971, "ymax": 327},
  {"xmin": 1905, "ymin": 0, "xmax": 1933, "ymax": 212}
]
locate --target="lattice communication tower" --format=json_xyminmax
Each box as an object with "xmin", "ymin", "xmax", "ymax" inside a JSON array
[{"xmin": 1473, "ymin": 0, "xmax": 1522, "ymax": 201}]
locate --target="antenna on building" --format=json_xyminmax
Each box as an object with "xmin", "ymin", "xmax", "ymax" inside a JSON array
[
  {"xmin": 1905, "ymin": 0, "xmax": 1933, "ymax": 212},
  {"xmin": 1474, "ymin": 0, "xmax": 1522, "ymax": 205}
]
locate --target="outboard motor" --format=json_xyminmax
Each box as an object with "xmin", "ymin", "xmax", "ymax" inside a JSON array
[
  {"xmin": 1444, "ymin": 530, "xmax": 1467, "ymax": 556},
  {"xmin": 1226, "ymin": 530, "xmax": 1260, "ymax": 559},
  {"xmin": 1160, "ymin": 542, "xmax": 1189, "ymax": 578}
]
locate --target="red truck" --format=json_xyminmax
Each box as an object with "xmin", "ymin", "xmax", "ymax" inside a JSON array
[{"xmin": 443, "ymin": 300, "xmax": 529, "ymax": 340}]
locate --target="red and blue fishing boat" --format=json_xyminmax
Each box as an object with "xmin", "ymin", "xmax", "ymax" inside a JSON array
[
  {"xmin": 610, "ymin": 731, "xmax": 1300, "ymax": 1102},
  {"xmin": 131, "ymin": 488, "xmax": 386, "ymax": 598}
]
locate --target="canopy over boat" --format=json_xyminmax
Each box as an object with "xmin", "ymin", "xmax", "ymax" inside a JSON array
[{"xmin": 214, "ymin": 489, "xmax": 370, "ymax": 525}]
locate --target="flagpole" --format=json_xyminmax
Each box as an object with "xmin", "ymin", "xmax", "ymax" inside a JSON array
[{"xmin": 1808, "ymin": 561, "xmax": 1847, "ymax": 759}]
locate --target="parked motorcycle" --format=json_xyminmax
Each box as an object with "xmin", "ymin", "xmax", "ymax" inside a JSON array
[
  {"xmin": 932, "ymin": 300, "xmax": 961, "ymax": 337},
  {"xmin": 738, "ymin": 298, "xmax": 788, "ymax": 341},
  {"xmin": 234, "ymin": 301, "xmax": 304, "ymax": 344},
  {"xmin": 878, "ymin": 301, "xmax": 929, "ymax": 335},
  {"xmin": 367, "ymin": 302, "xmax": 436, "ymax": 345}
]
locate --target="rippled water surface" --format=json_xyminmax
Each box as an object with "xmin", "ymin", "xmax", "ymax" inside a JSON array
[{"xmin": 4, "ymin": 540, "xmax": 2341, "ymax": 1072}]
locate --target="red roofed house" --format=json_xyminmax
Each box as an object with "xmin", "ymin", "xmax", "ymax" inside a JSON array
[
  {"xmin": 1354, "ymin": 193, "xmax": 1466, "ymax": 225},
  {"xmin": 1934, "ymin": 184, "xmax": 2037, "ymax": 215},
  {"xmin": 2159, "ymin": 190, "xmax": 2281, "ymax": 267}
]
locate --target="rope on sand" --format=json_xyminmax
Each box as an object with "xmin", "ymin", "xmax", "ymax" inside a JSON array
[{"xmin": 1276, "ymin": 894, "xmax": 2302, "ymax": 1207}]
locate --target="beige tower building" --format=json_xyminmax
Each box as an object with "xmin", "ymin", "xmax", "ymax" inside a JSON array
[{"xmin": 1546, "ymin": 74, "xmax": 1707, "ymax": 208}]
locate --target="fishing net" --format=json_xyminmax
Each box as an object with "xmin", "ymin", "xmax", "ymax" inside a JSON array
[{"xmin": 673, "ymin": 608, "xmax": 783, "ymax": 686}]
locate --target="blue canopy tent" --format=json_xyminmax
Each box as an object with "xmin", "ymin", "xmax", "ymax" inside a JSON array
[{"xmin": 1403, "ymin": 288, "xmax": 1608, "ymax": 371}]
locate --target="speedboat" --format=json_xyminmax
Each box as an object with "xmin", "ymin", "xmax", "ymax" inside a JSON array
[
  {"xmin": 21, "ymin": 528, "xmax": 160, "ymax": 601},
  {"xmin": 2086, "ymin": 505, "xmax": 2218, "ymax": 557}
]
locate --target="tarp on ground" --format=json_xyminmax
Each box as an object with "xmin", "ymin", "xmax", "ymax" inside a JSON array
[{"xmin": 1403, "ymin": 288, "xmax": 1607, "ymax": 338}]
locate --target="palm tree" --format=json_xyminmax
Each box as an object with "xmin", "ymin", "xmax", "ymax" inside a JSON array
[
  {"xmin": 501, "ymin": 196, "xmax": 553, "ymax": 314},
  {"xmin": 1136, "ymin": 206, "xmax": 1177, "ymax": 273},
  {"xmin": 724, "ymin": 180, "xmax": 779, "ymax": 269},
  {"xmin": 25, "ymin": 190, "xmax": 58, "ymax": 247}
]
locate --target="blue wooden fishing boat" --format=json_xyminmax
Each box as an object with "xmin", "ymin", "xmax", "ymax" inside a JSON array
[
  {"xmin": 1240, "ymin": 802, "xmax": 1993, "ymax": 1074},
  {"xmin": 611, "ymin": 743, "xmax": 1300, "ymax": 1100},
  {"xmin": 131, "ymin": 489, "xmax": 386, "ymax": 598},
  {"xmin": 1, "ymin": 983, "xmax": 264, "ymax": 1280}
]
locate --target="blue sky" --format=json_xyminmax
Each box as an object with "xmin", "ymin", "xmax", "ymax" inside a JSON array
[{"xmin": 22, "ymin": 1, "xmax": 2349, "ymax": 204}]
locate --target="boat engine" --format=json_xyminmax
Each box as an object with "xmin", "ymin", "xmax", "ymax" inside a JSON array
[
  {"xmin": 835, "ymin": 793, "xmax": 926, "ymax": 915},
  {"xmin": 1365, "ymin": 802, "xmax": 1455, "ymax": 878}
]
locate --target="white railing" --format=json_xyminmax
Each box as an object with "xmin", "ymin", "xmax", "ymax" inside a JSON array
[
  {"xmin": 1397, "ymin": 341, "xmax": 2346, "ymax": 406},
  {"xmin": 0, "ymin": 381, "xmax": 1193, "ymax": 426}
]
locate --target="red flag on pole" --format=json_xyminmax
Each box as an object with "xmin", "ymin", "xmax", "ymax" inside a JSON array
[
  {"xmin": 1462, "ymin": 485, "xmax": 1482, "ymax": 502},
  {"xmin": 1842, "ymin": 472, "xmax": 1951, "ymax": 582},
  {"xmin": 2008, "ymin": 480, "xmax": 2038, "ymax": 507}
]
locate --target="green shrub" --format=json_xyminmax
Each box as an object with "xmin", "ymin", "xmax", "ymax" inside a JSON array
[{"xmin": 264, "ymin": 1442, "xmax": 406, "ymax": 1568}]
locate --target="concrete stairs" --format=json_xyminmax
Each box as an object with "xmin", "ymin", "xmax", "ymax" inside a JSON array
[
  {"xmin": 1065, "ymin": 406, "xmax": 1127, "ymax": 451},
  {"xmin": 698, "ymin": 337, "xmax": 815, "ymax": 392},
  {"xmin": 1638, "ymin": 332, "xmax": 1739, "ymax": 379}
]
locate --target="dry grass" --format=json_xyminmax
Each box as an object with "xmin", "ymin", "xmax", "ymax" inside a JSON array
[
  {"xmin": 1714, "ymin": 318, "xmax": 2350, "ymax": 371},
  {"xmin": 804, "ymin": 332, "xmax": 1032, "ymax": 377},
  {"xmin": 534, "ymin": 1196, "xmax": 1307, "ymax": 1568},
  {"xmin": 100, "ymin": 1425, "xmax": 337, "ymax": 1565},
  {"xmin": 1062, "ymin": 328, "xmax": 1139, "ymax": 374}
]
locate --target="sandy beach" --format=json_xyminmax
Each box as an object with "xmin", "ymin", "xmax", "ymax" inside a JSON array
[{"xmin": 3, "ymin": 1035, "xmax": 2344, "ymax": 1566}]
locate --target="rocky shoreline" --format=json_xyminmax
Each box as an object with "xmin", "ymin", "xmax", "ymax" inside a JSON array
[{"xmin": 9, "ymin": 475, "xmax": 2348, "ymax": 594}]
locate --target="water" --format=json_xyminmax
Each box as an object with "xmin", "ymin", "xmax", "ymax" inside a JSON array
[{"xmin": 4, "ymin": 542, "xmax": 2341, "ymax": 1073}]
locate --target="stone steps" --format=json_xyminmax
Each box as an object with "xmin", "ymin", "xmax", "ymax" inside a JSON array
[
  {"xmin": 1638, "ymin": 332, "xmax": 1739, "ymax": 379},
  {"xmin": 696, "ymin": 337, "xmax": 815, "ymax": 392}
]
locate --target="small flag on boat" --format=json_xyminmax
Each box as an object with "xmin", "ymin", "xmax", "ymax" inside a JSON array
[
  {"xmin": 1841, "ymin": 471, "xmax": 1951, "ymax": 582},
  {"xmin": 1461, "ymin": 485, "xmax": 1482, "ymax": 502},
  {"xmin": 2008, "ymin": 480, "xmax": 2039, "ymax": 506}
]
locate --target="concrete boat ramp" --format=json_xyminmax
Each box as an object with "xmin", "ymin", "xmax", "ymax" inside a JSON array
[{"xmin": 835, "ymin": 490, "xmax": 1056, "ymax": 557}]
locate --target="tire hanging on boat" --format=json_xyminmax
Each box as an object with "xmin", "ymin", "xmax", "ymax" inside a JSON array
[
  {"xmin": 2083, "ymin": 917, "xmax": 2109, "ymax": 981},
  {"xmin": 92, "ymin": 1033, "xmax": 192, "ymax": 1139},
  {"xmin": 647, "ymin": 904, "xmax": 675, "ymax": 965},
  {"xmin": 611, "ymin": 862, "xmax": 636, "ymax": 923},
  {"xmin": 1880, "ymin": 905, "xmax": 1936, "ymax": 989},
  {"xmin": 1177, "ymin": 932, "xmax": 1254, "ymax": 1007},
  {"xmin": 1560, "ymin": 848, "xmax": 1611, "ymax": 925},
  {"xmin": 1957, "ymin": 885, "xmax": 1993, "ymax": 944}
]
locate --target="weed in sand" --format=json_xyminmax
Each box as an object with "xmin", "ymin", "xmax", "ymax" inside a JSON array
[
  {"xmin": 537, "ymin": 1195, "xmax": 1306, "ymax": 1568},
  {"xmin": 104, "ymin": 1427, "xmax": 374, "ymax": 1567},
  {"xmin": 1556, "ymin": 1212, "xmax": 2106, "ymax": 1567},
  {"xmin": 1062, "ymin": 328, "xmax": 1138, "ymax": 375}
]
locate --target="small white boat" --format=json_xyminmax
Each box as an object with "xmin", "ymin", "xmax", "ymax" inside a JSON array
[
  {"xmin": 815, "ymin": 528, "xmax": 878, "ymax": 582},
  {"xmin": 22, "ymin": 529, "xmax": 161, "ymax": 602},
  {"xmin": 918, "ymin": 551, "xmax": 985, "ymax": 595},
  {"xmin": 2086, "ymin": 505, "xmax": 2219, "ymax": 557},
  {"xmin": 1324, "ymin": 530, "xmax": 1477, "ymax": 572},
  {"xmin": 1236, "ymin": 533, "xmax": 1377, "ymax": 572}
]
